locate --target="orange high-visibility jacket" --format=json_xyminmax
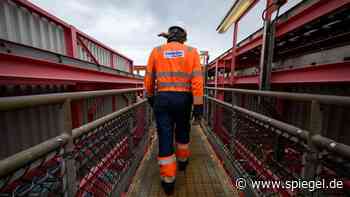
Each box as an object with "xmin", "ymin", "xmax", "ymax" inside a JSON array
[{"xmin": 144, "ymin": 42, "xmax": 204, "ymax": 105}]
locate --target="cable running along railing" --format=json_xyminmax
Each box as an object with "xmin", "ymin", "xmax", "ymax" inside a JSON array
[
  {"xmin": 203, "ymin": 87, "xmax": 350, "ymax": 196},
  {"xmin": 0, "ymin": 88, "xmax": 151, "ymax": 197}
]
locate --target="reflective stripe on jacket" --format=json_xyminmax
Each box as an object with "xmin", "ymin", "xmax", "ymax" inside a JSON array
[{"xmin": 144, "ymin": 42, "xmax": 204, "ymax": 105}]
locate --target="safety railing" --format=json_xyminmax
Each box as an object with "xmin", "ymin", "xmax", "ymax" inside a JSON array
[
  {"xmin": 0, "ymin": 88, "xmax": 151, "ymax": 196},
  {"xmin": 202, "ymin": 87, "xmax": 350, "ymax": 196}
]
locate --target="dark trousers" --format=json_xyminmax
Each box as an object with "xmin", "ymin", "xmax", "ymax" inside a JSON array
[{"xmin": 154, "ymin": 92, "xmax": 192, "ymax": 157}]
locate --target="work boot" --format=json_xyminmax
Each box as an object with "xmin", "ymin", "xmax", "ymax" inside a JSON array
[
  {"xmin": 178, "ymin": 160, "xmax": 189, "ymax": 172},
  {"xmin": 161, "ymin": 180, "xmax": 175, "ymax": 195},
  {"xmin": 158, "ymin": 154, "xmax": 176, "ymax": 195}
]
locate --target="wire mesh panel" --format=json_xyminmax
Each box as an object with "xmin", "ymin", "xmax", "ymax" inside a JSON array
[
  {"xmin": 0, "ymin": 88, "xmax": 149, "ymax": 196},
  {"xmin": 203, "ymin": 90, "xmax": 350, "ymax": 196},
  {"xmin": 74, "ymin": 111, "xmax": 132, "ymax": 196},
  {"xmin": 0, "ymin": 136, "xmax": 69, "ymax": 196},
  {"xmin": 74, "ymin": 102, "xmax": 149, "ymax": 197},
  {"xmin": 230, "ymin": 107, "xmax": 308, "ymax": 195}
]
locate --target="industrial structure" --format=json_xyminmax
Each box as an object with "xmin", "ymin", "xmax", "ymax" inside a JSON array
[{"xmin": 0, "ymin": 0, "xmax": 349, "ymax": 196}]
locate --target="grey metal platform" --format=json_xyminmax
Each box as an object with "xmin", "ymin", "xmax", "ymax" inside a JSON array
[{"xmin": 127, "ymin": 125, "xmax": 238, "ymax": 197}]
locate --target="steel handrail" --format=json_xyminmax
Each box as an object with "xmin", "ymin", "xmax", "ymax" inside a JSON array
[
  {"xmin": 206, "ymin": 96, "xmax": 309, "ymax": 140},
  {"xmin": 0, "ymin": 88, "xmax": 144, "ymax": 111},
  {"xmin": 312, "ymin": 135, "xmax": 350, "ymax": 160},
  {"xmin": 206, "ymin": 95, "xmax": 350, "ymax": 160},
  {"xmin": 206, "ymin": 87, "xmax": 350, "ymax": 105},
  {"xmin": 73, "ymin": 99, "xmax": 146, "ymax": 138},
  {"xmin": 0, "ymin": 99, "xmax": 147, "ymax": 177},
  {"xmin": 0, "ymin": 88, "xmax": 145, "ymax": 178},
  {"xmin": 0, "ymin": 133, "xmax": 69, "ymax": 177}
]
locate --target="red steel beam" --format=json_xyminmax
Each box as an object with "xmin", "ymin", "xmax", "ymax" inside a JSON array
[
  {"xmin": 0, "ymin": 77, "xmax": 75, "ymax": 85},
  {"xmin": 236, "ymin": 33, "xmax": 262, "ymax": 56},
  {"xmin": 275, "ymin": 0, "xmax": 350, "ymax": 37},
  {"xmin": 0, "ymin": 53, "xmax": 143, "ymax": 85},
  {"xmin": 227, "ymin": 62, "xmax": 350, "ymax": 85},
  {"xmin": 271, "ymin": 62, "xmax": 350, "ymax": 84},
  {"xmin": 238, "ymin": 0, "xmax": 349, "ymax": 56},
  {"xmin": 65, "ymin": 26, "xmax": 78, "ymax": 58},
  {"xmin": 234, "ymin": 75, "xmax": 259, "ymax": 85},
  {"xmin": 212, "ymin": 0, "xmax": 350, "ymax": 64},
  {"xmin": 208, "ymin": 64, "xmax": 231, "ymax": 71}
]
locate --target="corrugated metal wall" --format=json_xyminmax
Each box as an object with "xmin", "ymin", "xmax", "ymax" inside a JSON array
[
  {"xmin": 0, "ymin": 0, "xmax": 133, "ymax": 72},
  {"xmin": 0, "ymin": 0, "xmax": 66, "ymax": 54},
  {"xmin": 78, "ymin": 37, "xmax": 110, "ymax": 66},
  {"xmin": 77, "ymin": 37, "xmax": 131, "ymax": 72},
  {"xmin": 0, "ymin": 89, "xmax": 135, "ymax": 159},
  {"xmin": 114, "ymin": 54, "xmax": 131, "ymax": 72},
  {"xmin": 0, "ymin": 84, "xmax": 69, "ymax": 159},
  {"xmin": 0, "ymin": 104, "xmax": 64, "ymax": 159}
]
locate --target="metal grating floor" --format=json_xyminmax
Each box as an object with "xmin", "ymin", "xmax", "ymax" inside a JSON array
[{"xmin": 127, "ymin": 125, "xmax": 238, "ymax": 197}]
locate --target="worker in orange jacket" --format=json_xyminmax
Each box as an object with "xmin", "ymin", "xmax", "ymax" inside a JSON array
[{"xmin": 144, "ymin": 25, "xmax": 204, "ymax": 195}]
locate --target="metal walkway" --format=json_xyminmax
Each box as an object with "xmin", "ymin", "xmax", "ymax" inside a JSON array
[{"xmin": 127, "ymin": 124, "xmax": 238, "ymax": 197}]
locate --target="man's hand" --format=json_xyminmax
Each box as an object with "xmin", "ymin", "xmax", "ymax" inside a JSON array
[
  {"xmin": 147, "ymin": 96, "xmax": 154, "ymax": 108},
  {"xmin": 193, "ymin": 104, "xmax": 203, "ymax": 121}
]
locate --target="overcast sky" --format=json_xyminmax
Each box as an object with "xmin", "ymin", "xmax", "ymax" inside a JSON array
[{"xmin": 30, "ymin": 0, "xmax": 301, "ymax": 65}]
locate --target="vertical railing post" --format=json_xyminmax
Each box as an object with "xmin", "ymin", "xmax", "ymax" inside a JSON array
[
  {"xmin": 144, "ymin": 103, "xmax": 149, "ymax": 131},
  {"xmin": 302, "ymin": 100, "xmax": 322, "ymax": 196},
  {"xmin": 273, "ymin": 98, "xmax": 285, "ymax": 162},
  {"xmin": 110, "ymin": 53, "xmax": 114, "ymax": 68},
  {"xmin": 230, "ymin": 22, "xmax": 238, "ymax": 84},
  {"xmin": 231, "ymin": 91, "xmax": 238, "ymax": 136},
  {"xmin": 128, "ymin": 110, "xmax": 135, "ymax": 156},
  {"xmin": 230, "ymin": 91, "xmax": 237, "ymax": 159},
  {"xmin": 144, "ymin": 103, "xmax": 149, "ymax": 151},
  {"xmin": 71, "ymin": 100, "xmax": 82, "ymax": 128},
  {"xmin": 112, "ymin": 96, "xmax": 117, "ymax": 111},
  {"xmin": 203, "ymin": 64, "xmax": 208, "ymax": 125},
  {"xmin": 259, "ymin": 0, "xmax": 275, "ymax": 91},
  {"xmin": 215, "ymin": 91, "xmax": 224, "ymax": 135},
  {"xmin": 62, "ymin": 99, "xmax": 77, "ymax": 196},
  {"xmin": 210, "ymin": 96, "xmax": 215, "ymax": 129},
  {"xmin": 205, "ymin": 95, "xmax": 209, "ymax": 125},
  {"xmin": 64, "ymin": 26, "xmax": 78, "ymax": 58}
]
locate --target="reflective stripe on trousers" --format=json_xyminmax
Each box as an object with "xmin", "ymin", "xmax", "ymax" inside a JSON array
[
  {"xmin": 158, "ymin": 154, "xmax": 177, "ymax": 180},
  {"xmin": 158, "ymin": 154, "xmax": 176, "ymax": 165},
  {"xmin": 176, "ymin": 143, "xmax": 190, "ymax": 162}
]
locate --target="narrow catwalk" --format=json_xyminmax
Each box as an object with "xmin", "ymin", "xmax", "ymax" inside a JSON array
[{"xmin": 127, "ymin": 124, "xmax": 238, "ymax": 197}]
